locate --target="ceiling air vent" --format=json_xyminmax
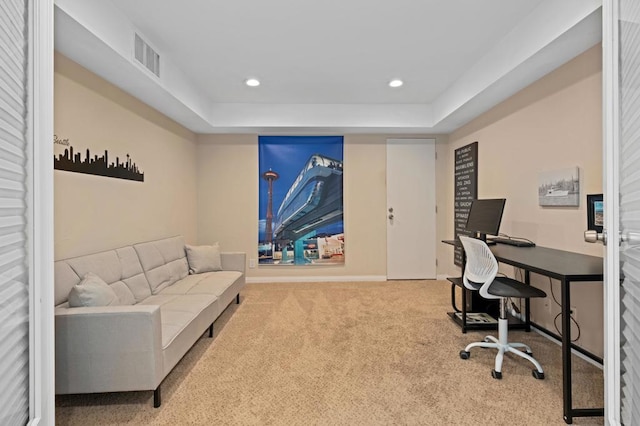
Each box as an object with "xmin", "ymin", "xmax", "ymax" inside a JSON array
[{"xmin": 134, "ymin": 33, "xmax": 160, "ymax": 77}]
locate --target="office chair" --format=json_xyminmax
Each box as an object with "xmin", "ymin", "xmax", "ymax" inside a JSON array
[{"xmin": 458, "ymin": 235, "xmax": 547, "ymax": 379}]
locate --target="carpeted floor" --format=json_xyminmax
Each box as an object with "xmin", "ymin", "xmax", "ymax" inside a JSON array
[{"xmin": 56, "ymin": 280, "xmax": 604, "ymax": 425}]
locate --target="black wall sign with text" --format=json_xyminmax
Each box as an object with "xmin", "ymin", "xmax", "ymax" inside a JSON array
[{"xmin": 454, "ymin": 142, "xmax": 478, "ymax": 266}]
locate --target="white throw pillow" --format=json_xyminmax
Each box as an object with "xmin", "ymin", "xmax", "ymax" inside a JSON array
[
  {"xmin": 185, "ymin": 243, "xmax": 222, "ymax": 274},
  {"xmin": 68, "ymin": 272, "xmax": 120, "ymax": 307}
]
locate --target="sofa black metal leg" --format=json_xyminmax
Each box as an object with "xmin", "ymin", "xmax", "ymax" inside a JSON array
[
  {"xmin": 154, "ymin": 386, "xmax": 161, "ymax": 408},
  {"xmin": 236, "ymin": 293, "xmax": 240, "ymax": 304},
  {"xmin": 209, "ymin": 324, "xmax": 214, "ymax": 338}
]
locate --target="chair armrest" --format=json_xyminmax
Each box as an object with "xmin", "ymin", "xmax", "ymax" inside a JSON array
[
  {"xmin": 55, "ymin": 305, "xmax": 164, "ymax": 394},
  {"xmin": 221, "ymin": 252, "xmax": 246, "ymax": 273}
]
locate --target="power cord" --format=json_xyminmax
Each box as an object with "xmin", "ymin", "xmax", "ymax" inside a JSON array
[
  {"xmin": 513, "ymin": 268, "xmax": 524, "ymax": 315},
  {"xmin": 503, "ymin": 270, "xmax": 581, "ymax": 341},
  {"xmin": 497, "ymin": 232, "xmax": 536, "ymax": 245},
  {"xmin": 554, "ymin": 313, "xmax": 582, "ymax": 342},
  {"xmin": 509, "ymin": 297, "xmax": 521, "ymax": 318},
  {"xmin": 549, "ymin": 277, "xmax": 581, "ymax": 342}
]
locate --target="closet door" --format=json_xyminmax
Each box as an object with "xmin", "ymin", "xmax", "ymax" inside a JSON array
[
  {"xmin": 0, "ymin": 0, "xmax": 31, "ymax": 423},
  {"xmin": 0, "ymin": 1, "xmax": 54, "ymax": 424},
  {"xmin": 603, "ymin": 0, "xmax": 640, "ymax": 424},
  {"xmin": 618, "ymin": 2, "xmax": 640, "ymax": 423}
]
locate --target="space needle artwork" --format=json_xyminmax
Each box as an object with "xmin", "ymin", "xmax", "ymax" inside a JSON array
[{"xmin": 258, "ymin": 136, "xmax": 344, "ymax": 266}]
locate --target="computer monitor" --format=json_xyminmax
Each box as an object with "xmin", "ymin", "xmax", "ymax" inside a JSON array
[{"xmin": 464, "ymin": 198, "xmax": 506, "ymax": 241}]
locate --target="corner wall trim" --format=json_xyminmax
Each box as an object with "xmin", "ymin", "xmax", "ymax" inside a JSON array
[{"xmin": 246, "ymin": 275, "xmax": 387, "ymax": 284}]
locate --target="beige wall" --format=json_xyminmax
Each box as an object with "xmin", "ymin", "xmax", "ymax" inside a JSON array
[
  {"xmin": 54, "ymin": 44, "xmax": 604, "ymax": 355},
  {"xmin": 196, "ymin": 134, "xmax": 447, "ymax": 280},
  {"xmin": 54, "ymin": 53, "xmax": 199, "ymax": 259},
  {"xmin": 438, "ymin": 44, "xmax": 604, "ymax": 357}
]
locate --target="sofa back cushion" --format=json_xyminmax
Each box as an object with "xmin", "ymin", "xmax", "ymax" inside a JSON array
[
  {"xmin": 54, "ymin": 246, "xmax": 150, "ymax": 306},
  {"xmin": 133, "ymin": 236, "xmax": 189, "ymax": 294}
]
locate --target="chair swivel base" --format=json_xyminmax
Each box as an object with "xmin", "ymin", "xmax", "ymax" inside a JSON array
[
  {"xmin": 459, "ymin": 348, "xmax": 545, "ymax": 380},
  {"xmin": 459, "ymin": 319, "xmax": 545, "ymax": 380}
]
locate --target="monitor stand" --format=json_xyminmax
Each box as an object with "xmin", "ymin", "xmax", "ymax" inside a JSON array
[{"xmin": 475, "ymin": 233, "xmax": 496, "ymax": 245}]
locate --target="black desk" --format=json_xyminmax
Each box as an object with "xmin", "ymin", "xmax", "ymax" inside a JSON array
[
  {"xmin": 443, "ymin": 240, "xmax": 604, "ymax": 423},
  {"xmin": 489, "ymin": 244, "xmax": 603, "ymax": 424}
]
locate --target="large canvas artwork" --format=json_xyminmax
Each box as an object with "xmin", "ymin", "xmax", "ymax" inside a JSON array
[{"xmin": 259, "ymin": 136, "xmax": 344, "ymax": 265}]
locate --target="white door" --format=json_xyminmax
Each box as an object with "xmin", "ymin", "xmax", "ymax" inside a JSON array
[
  {"xmin": 602, "ymin": 1, "xmax": 640, "ymax": 424},
  {"xmin": 386, "ymin": 138, "xmax": 436, "ymax": 279}
]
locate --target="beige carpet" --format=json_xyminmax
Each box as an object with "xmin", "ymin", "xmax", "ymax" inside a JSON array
[{"xmin": 56, "ymin": 280, "xmax": 604, "ymax": 425}]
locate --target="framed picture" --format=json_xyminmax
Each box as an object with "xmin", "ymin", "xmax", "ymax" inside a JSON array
[
  {"xmin": 538, "ymin": 167, "xmax": 580, "ymax": 207},
  {"xmin": 587, "ymin": 193, "xmax": 604, "ymax": 232}
]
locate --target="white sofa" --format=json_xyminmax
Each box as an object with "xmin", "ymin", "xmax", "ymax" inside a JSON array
[{"xmin": 54, "ymin": 236, "xmax": 245, "ymax": 407}]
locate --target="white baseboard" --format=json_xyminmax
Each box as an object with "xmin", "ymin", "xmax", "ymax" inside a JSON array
[
  {"xmin": 437, "ymin": 274, "xmax": 450, "ymax": 280},
  {"xmin": 532, "ymin": 326, "xmax": 603, "ymax": 369},
  {"xmin": 246, "ymin": 275, "xmax": 387, "ymax": 284}
]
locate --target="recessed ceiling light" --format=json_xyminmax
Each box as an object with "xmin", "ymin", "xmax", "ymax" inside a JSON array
[
  {"xmin": 245, "ymin": 78, "xmax": 260, "ymax": 87},
  {"xmin": 389, "ymin": 79, "xmax": 403, "ymax": 88}
]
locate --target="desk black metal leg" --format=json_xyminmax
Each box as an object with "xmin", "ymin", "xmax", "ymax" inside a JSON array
[
  {"xmin": 561, "ymin": 278, "xmax": 573, "ymax": 424},
  {"xmin": 461, "ymin": 251, "xmax": 468, "ymax": 333},
  {"xmin": 461, "ymin": 285, "xmax": 468, "ymax": 333},
  {"xmin": 525, "ymin": 270, "xmax": 531, "ymax": 332},
  {"xmin": 450, "ymin": 283, "xmax": 461, "ymax": 313}
]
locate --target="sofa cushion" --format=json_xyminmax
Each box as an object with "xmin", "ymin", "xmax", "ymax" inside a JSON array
[
  {"xmin": 56, "ymin": 246, "xmax": 146, "ymax": 306},
  {"xmin": 160, "ymin": 271, "xmax": 242, "ymax": 296},
  {"xmin": 55, "ymin": 261, "xmax": 82, "ymax": 306},
  {"xmin": 185, "ymin": 243, "xmax": 222, "ymax": 274},
  {"xmin": 116, "ymin": 247, "xmax": 151, "ymax": 302},
  {"xmin": 68, "ymin": 273, "xmax": 120, "ymax": 307},
  {"xmin": 67, "ymin": 251, "xmax": 122, "ymax": 285},
  {"xmin": 159, "ymin": 270, "xmax": 243, "ymax": 312},
  {"xmin": 156, "ymin": 274, "xmax": 209, "ymax": 294},
  {"xmin": 109, "ymin": 281, "xmax": 136, "ymax": 306},
  {"xmin": 121, "ymin": 274, "xmax": 151, "ymax": 303},
  {"xmin": 134, "ymin": 236, "xmax": 189, "ymax": 294},
  {"xmin": 138, "ymin": 293, "xmax": 218, "ymax": 349}
]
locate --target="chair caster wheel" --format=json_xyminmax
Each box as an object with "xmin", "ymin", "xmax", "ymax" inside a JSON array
[
  {"xmin": 459, "ymin": 350, "xmax": 470, "ymax": 360},
  {"xmin": 491, "ymin": 370, "xmax": 502, "ymax": 379},
  {"xmin": 532, "ymin": 370, "xmax": 545, "ymax": 380}
]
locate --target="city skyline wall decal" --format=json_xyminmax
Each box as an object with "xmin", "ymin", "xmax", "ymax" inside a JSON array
[{"xmin": 54, "ymin": 137, "xmax": 144, "ymax": 182}]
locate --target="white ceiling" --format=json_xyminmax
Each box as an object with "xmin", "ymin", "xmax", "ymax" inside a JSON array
[{"xmin": 54, "ymin": 0, "xmax": 602, "ymax": 134}]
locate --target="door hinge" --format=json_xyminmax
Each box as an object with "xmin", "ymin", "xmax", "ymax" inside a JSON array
[
  {"xmin": 435, "ymin": 205, "xmax": 438, "ymax": 214},
  {"xmin": 435, "ymin": 152, "xmax": 438, "ymax": 160},
  {"xmin": 436, "ymin": 258, "xmax": 438, "ymax": 266}
]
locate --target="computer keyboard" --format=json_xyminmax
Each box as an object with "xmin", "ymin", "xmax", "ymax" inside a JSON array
[{"xmin": 488, "ymin": 237, "xmax": 535, "ymax": 247}]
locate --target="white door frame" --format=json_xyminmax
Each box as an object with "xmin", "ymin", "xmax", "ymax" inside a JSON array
[
  {"xmin": 603, "ymin": 1, "xmax": 621, "ymax": 424},
  {"xmin": 29, "ymin": 0, "xmax": 55, "ymax": 424}
]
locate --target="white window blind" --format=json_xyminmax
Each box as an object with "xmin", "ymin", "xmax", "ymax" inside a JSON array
[
  {"xmin": 620, "ymin": 0, "xmax": 640, "ymax": 424},
  {"xmin": 0, "ymin": 0, "xmax": 30, "ymax": 424}
]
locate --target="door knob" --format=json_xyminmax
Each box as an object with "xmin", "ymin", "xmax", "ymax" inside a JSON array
[
  {"xmin": 621, "ymin": 231, "xmax": 640, "ymax": 245},
  {"xmin": 586, "ymin": 229, "xmax": 640, "ymax": 246},
  {"xmin": 388, "ymin": 207, "xmax": 394, "ymax": 213},
  {"xmin": 388, "ymin": 214, "xmax": 394, "ymax": 220},
  {"xmin": 584, "ymin": 230, "xmax": 605, "ymax": 244}
]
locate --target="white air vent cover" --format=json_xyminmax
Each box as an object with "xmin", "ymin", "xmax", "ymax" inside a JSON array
[{"xmin": 134, "ymin": 33, "xmax": 160, "ymax": 77}]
